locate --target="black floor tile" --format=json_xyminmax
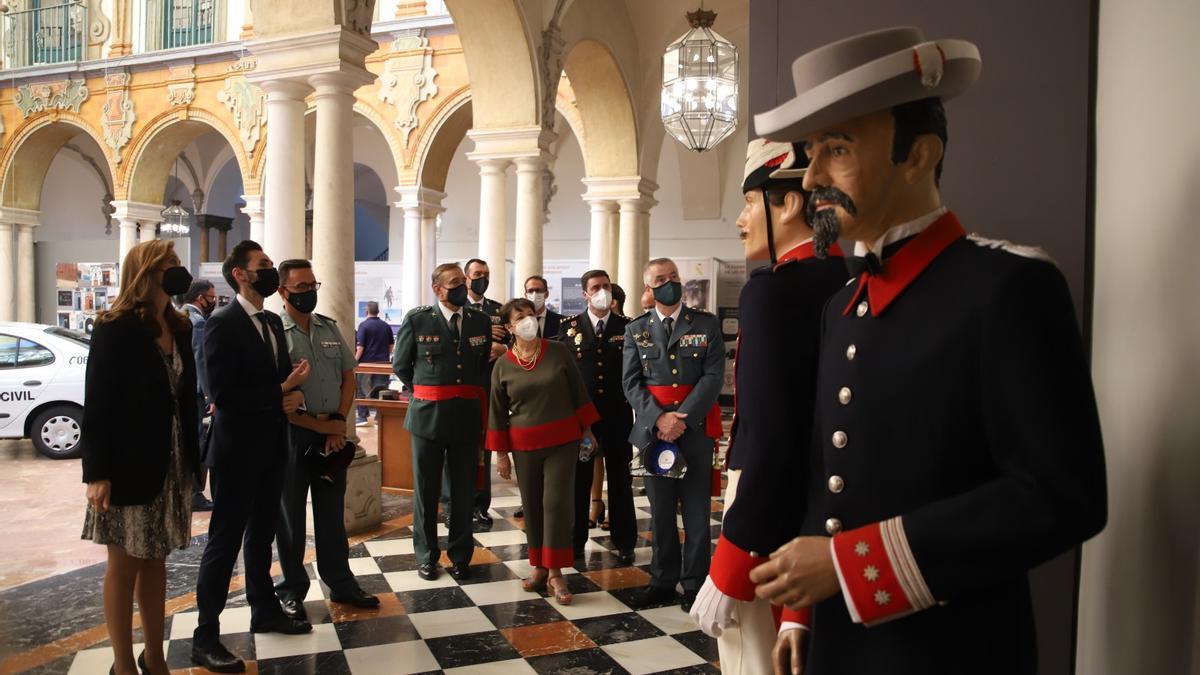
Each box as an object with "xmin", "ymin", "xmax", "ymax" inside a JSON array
[
  {"xmin": 424, "ymin": 629, "xmax": 522, "ymax": 668},
  {"xmin": 479, "ymin": 598, "xmax": 563, "ymax": 629},
  {"xmin": 394, "ymin": 586, "xmax": 475, "ymax": 613},
  {"xmin": 526, "ymin": 646, "xmax": 628, "ymax": 675},
  {"xmin": 354, "ymin": 573, "xmax": 393, "ymax": 595},
  {"xmin": 535, "ymin": 573, "xmax": 601, "ymax": 598},
  {"xmin": 456, "ymin": 562, "xmax": 521, "ymax": 585},
  {"xmin": 657, "ymin": 664, "xmax": 721, "ymax": 674},
  {"xmin": 572, "ymin": 611, "xmax": 666, "ymax": 646},
  {"xmin": 607, "ymin": 586, "xmax": 680, "ymax": 611},
  {"xmin": 376, "ymin": 553, "xmax": 420, "ymax": 572},
  {"xmin": 333, "ymin": 613, "xmax": 421, "ymax": 649},
  {"xmin": 487, "ymin": 543, "xmax": 531, "ymax": 561},
  {"xmin": 672, "ymin": 629, "xmax": 719, "ymax": 662}
]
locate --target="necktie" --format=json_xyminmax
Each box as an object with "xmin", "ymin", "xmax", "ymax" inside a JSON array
[
  {"xmin": 663, "ymin": 317, "xmax": 674, "ymax": 338},
  {"xmin": 596, "ymin": 319, "xmax": 605, "ymax": 336},
  {"xmin": 449, "ymin": 312, "xmax": 460, "ymax": 343},
  {"xmin": 256, "ymin": 312, "xmax": 274, "ymax": 357}
]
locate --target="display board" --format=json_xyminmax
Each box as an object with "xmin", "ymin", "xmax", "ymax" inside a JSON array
[
  {"xmin": 353, "ymin": 262, "xmax": 405, "ymax": 329},
  {"xmin": 54, "ymin": 262, "xmax": 119, "ymax": 333}
]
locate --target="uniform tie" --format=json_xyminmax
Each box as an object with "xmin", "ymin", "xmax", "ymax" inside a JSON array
[
  {"xmin": 596, "ymin": 319, "xmax": 605, "ymax": 335},
  {"xmin": 449, "ymin": 312, "xmax": 460, "ymax": 343},
  {"xmin": 663, "ymin": 317, "xmax": 674, "ymax": 338}
]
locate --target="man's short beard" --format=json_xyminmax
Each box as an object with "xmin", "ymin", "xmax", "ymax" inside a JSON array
[{"xmin": 806, "ymin": 187, "xmax": 857, "ymax": 258}]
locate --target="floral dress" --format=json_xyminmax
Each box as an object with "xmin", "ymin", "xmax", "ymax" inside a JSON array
[{"xmin": 81, "ymin": 345, "xmax": 193, "ymax": 559}]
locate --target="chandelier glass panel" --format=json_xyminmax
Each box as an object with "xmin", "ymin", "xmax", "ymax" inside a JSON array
[{"xmin": 661, "ymin": 8, "xmax": 739, "ymax": 153}]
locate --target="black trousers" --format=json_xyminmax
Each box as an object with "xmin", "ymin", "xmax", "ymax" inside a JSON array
[
  {"xmin": 412, "ymin": 433, "xmax": 476, "ymax": 566},
  {"xmin": 194, "ymin": 457, "xmax": 286, "ymax": 644},
  {"xmin": 194, "ymin": 393, "xmax": 209, "ymax": 496},
  {"xmin": 573, "ymin": 422, "xmax": 636, "ymax": 554},
  {"xmin": 644, "ymin": 428, "xmax": 713, "ymax": 593},
  {"xmin": 441, "ymin": 447, "xmax": 491, "ymax": 517},
  {"xmin": 274, "ymin": 426, "xmax": 356, "ymax": 602}
]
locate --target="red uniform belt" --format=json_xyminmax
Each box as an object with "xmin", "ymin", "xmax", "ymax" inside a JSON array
[{"xmin": 647, "ymin": 385, "xmax": 722, "ymax": 440}]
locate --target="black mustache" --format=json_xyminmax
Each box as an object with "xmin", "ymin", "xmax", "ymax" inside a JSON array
[{"xmin": 806, "ymin": 187, "xmax": 858, "ymax": 221}]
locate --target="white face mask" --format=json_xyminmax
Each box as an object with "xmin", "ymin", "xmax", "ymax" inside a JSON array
[
  {"xmin": 588, "ymin": 288, "xmax": 611, "ymax": 311},
  {"xmin": 513, "ymin": 315, "xmax": 539, "ymax": 341},
  {"xmin": 525, "ymin": 291, "xmax": 546, "ymax": 311}
]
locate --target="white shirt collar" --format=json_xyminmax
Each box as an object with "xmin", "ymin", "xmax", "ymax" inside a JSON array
[
  {"xmin": 854, "ymin": 206, "xmax": 948, "ymax": 258},
  {"xmin": 437, "ymin": 301, "xmax": 462, "ymax": 324},
  {"xmin": 655, "ymin": 305, "xmax": 682, "ymax": 323},
  {"xmin": 589, "ymin": 310, "xmax": 611, "ymax": 332},
  {"xmin": 235, "ymin": 293, "xmax": 262, "ymax": 317}
]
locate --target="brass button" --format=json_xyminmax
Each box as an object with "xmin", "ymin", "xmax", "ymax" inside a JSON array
[
  {"xmin": 598, "ymin": 388, "xmax": 604, "ymax": 394},
  {"xmin": 456, "ymin": 378, "xmax": 462, "ymax": 383},
  {"xmin": 597, "ymin": 361, "xmax": 603, "ymax": 367},
  {"xmin": 671, "ymin": 369, "xmax": 677, "ymax": 374},
  {"xmin": 828, "ymin": 475, "xmax": 844, "ymax": 493},
  {"xmin": 825, "ymin": 518, "xmax": 843, "ymax": 535},
  {"xmin": 838, "ymin": 387, "xmax": 852, "ymax": 405},
  {"xmin": 672, "ymin": 383, "xmax": 679, "ymax": 388},
  {"xmin": 832, "ymin": 431, "xmax": 847, "ymax": 448},
  {"xmin": 846, "ymin": 344, "xmax": 857, "ymax": 361},
  {"xmin": 598, "ymin": 374, "xmax": 604, "ymax": 380},
  {"xmin": 670, "ymin": 354, "xmax": 676, "ymax": 360},
  {"xmin": 856, "ymin": 301, "xmax": 869, "ymax": 317},
  {"xmin": 456, "ymin": 364, "xmax": 462, "ymax": 369}
]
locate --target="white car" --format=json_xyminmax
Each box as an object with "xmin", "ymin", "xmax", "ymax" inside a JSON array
[{"xmin": 0, "ymin": 322, "xmax": 91, "ymax": 459}]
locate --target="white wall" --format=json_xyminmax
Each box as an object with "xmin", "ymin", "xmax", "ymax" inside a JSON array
[
  {"xmin": 438, "ymin": 112, "xmax": 746, "ymax": 272},
  {"xmin": 1077, "ymin": 1, "xmax": 1200, "ymax": 673},
  {"xmin": 37, "ymin": 146, "xmax": 115, "ymax": 244}
]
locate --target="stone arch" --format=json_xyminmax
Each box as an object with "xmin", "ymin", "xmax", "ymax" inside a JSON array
[
  {"xmin": 120, "ymin": 108, "xmax": 252, "ymax": 204},
  {"xmin": 0, "ymin": 114, "xmax": 115, "ymax": 210},
  {"xmin": 560, "ymin": 39, "xmax": 638, "ymax": 177},
  {"xmin": 443, "ymin": 0, "xmax": 540, "ymax": 129},
  {"xmin": 412, "ymin": 85, "xmax": 473, "ymax": 193},
  {"xmin": 354, "ymin": 101, "xmax": 406, "ymax": 184}
]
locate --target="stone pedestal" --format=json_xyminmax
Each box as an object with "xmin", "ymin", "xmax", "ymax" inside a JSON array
[{"xmin": 343, "ymin": 450, "xmax": 382, "ymax": 536}]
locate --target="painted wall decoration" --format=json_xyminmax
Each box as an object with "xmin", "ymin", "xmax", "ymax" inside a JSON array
[
  {"xmin": 379, "ymin": 35, "xmax": 438, "ymax": 148},
  {"xmin": 14, "ymin": 80, "xmax": 90, "ymax": 119},
  {"xmin": 216, "ymin": 77, "xmax": 266, "ymax": 157},
  {"xmin": 101, "ymin": 72, "xmax": 135, "ymax": 162}
]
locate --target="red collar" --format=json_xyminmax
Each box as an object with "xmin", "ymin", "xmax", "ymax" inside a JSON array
[
  {"xmin": 776, "ymin": 240, "xmax": 844, "ymax": 264},
  {"xmin": 843, "ymin": 211, "xmax": 966, "ymax": 317},
  {"xmin": 505, "ymin": 339, "xmax": 550, "ymax": 368}
]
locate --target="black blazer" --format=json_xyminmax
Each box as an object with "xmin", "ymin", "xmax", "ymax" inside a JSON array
[
  {"xmin": 202, "ymin": 299, "xmax": 292, "ymax": 471},
  {"xmin": 554, "ymin": 312, "xmax": 633, "ymax": 440},
  {"xmin": 540, "ymin": 310, "xmax": 563, "ymax": 339},
  {"xmin": 81, "ymin": 315, "xmax": 200, "ymax": 506}
]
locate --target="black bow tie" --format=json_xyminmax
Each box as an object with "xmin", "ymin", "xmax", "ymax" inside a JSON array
[{"xmin": 846, "ymin": 252, "xmax": 883, "ymax": 277}]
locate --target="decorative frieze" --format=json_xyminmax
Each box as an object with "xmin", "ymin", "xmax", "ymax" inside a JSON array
[
  {"xmin": 101, "ymin": 72, "xmax": 135, "ymax": 163},
  {"xmin": 342, "ymin": 0, "xmax": 376, "ymax": 36},
  {"xmin": 378, "ymin": 35, "xmax": 438, "ymax": 148},
  {"xmin": 14, "ymin": 80, "xmax": 90, "ymax": 119},
  {"xmin": 166, "ymin": 64, "xmax": 197, "ymax": 107},
  {"xmin": 216, "ymin": 77, "xmax": 266, "ymax": 157}
]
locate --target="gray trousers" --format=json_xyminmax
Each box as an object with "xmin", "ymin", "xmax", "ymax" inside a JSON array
[{"xmin": 645, "ymin": 428, "xmax": 714, "ymax": 593}]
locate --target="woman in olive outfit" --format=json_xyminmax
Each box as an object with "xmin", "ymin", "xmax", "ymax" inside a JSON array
[
  {"xmin": 81, "ymin": 239, "xmax": 200, "ymax": 675},
  {"xmin": 487, "ymin": 298, "xmax": 599, "ymax": 605}
]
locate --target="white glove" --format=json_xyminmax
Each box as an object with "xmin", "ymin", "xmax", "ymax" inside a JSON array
[{"xmin": 690, "ymin": 575, "xmax": 738, "ymax": 637}]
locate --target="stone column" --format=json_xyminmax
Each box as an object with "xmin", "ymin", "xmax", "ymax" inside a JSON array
[
  {"xmin": 139, "ymin": 220, "xmax": 158, "ymax": 241},
  {"xmin": 586, "ymin": 199, "xmax": 616, "ymax": 273},
  {"xmin": 0, "ymin": 223, "xmax": 13, "ymax": 322},
  {"xmin": 617, "ymin": 197, "xmax": 643, "ymax": 318},
  {"xmin": 259, "ymin": 80, "xmax": 310, "ymax": 264},
  {"xmin": 387, "ymin": 202, "xmax": 405, "ymax": 263},
  {"xmin": 111, "ymin": 201, "xmax": 163, "ymax": 263},
  {"xmin": 606, "ymin": 207, "xmax": 620, "ymax": 278},
  {"xmin": 197, "ymin": 220, "xmax": 211, "ymax": 263},
  {"xmin": 309, "ymin": 72, "xmax": 359, "ymax": 336},
  {"xmin": 118, "ymin": 218, "xmax": 138, "ymax": 262},
  {"xmin": 217, "ymin": 228, "xmax": 229, "ymax": 259},
  {"xmin": 473, "ymin": 158, "xmax": 510, "ymax": 301},
  {"xmin": 400, "ymin": 199, "xmax": 422, "ymax": 314},
  {"xmin": 420, "ymin": 206, "xmax": 444, "ymax": 306},
  {"xmin": 15, "ymin": 223, "xmax": 36, "ymax": 323},
  {"xmin": 241, "ymin": 194, "xmax": 266, "ymax": 245},
  {"xmin": 513, "ymin": 155, "xmax": 546, "ymax": 288}
]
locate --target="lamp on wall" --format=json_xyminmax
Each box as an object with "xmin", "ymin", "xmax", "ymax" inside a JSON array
[
  {"xmin": 160, "ymin": 155, "xmax": 192, "ymax": 238},
  {"xmin": 661, "ymin": 5, "xmax": 739, "ymax": 153}
]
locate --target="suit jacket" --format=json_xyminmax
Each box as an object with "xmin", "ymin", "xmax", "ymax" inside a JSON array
[
  {"xmin": 796, "ymin": 213, "xmax": 1106, "ymax": 674},
  {"xmin": 185, "ymin": 304, "xmax": 210, "ymax": 400},
  {"xmin": 81, "ymin": 315, "xmax": 200, "ymax": 505},
  {"xmin": 392, "ymin": 304, "xmax": 492, "ymax": 443},
  {"xmin": 202, "ymin": 300, "xmax": 292, "ymax": 471},
  {"xmin": 621, "ymin": 306, "xmax": 725, "ymax": 450},
  {"xmin": 554, "ymin": 311, "xmax": 632, "ymax": 441},
  {"xmin": 540, "ymin": 310, "xmax": 563, "ymax": 339}
]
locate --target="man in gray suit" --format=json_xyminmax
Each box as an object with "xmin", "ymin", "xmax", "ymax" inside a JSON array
[
  {"xmin": 622, "ymin": 257, "xmax": 725, "ymax": 613},
  {"xmin": 183, "ymin": 279, "xmax": 218, "ymax": 512}
]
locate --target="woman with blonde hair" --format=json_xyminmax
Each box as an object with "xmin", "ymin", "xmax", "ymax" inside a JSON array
[{"xmin": 81, "ymin": 239, "xmax": 200, "ymax": 675}]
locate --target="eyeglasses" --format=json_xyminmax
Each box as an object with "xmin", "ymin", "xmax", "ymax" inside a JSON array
[{"xmin": 286, "ymin": 282, "xmax": 322, "ymax": 292}]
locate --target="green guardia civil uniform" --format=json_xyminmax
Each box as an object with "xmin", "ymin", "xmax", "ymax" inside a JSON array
[{"xmin": 392, "ymin": 303, "xmax": 492, "ymax": 566}]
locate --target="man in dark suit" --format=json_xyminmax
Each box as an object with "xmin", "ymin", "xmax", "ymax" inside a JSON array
[
  {"xmin": 556, "ymin": 269, "xmax": 636, "ymax": 565},
  {"xmin": 191, "ymin": 241, "xmax": 313, "ymax": 673},
  {"xmin": 183, "ymin": 280, "xmax": 217, "ymax": 512},
  {"xmin": 523, "ymin": 275, "xmax": 562, "ymax": 338}
]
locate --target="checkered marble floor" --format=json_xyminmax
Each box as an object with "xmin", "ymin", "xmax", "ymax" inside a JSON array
[{"xmin": 62, "ymin": 490, "xmax": 726, "ymax": 674}]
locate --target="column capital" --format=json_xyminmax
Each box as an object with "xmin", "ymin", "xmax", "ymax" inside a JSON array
[
  {"xmin": 110, "ymin": 200, "xmax": 163, "ymax": 224},
  {"xmin": 0, "ymin": 207, "xmax": 41, "ymax": 227},
  {"xmin": 394, "ymin": 185, "xmax": 446, "ymax": 213},
  {"xmin": 240, "ymin": 194, "xmax": 266, "ymax": 217},
  {"xmin": 513, "ymin": 154, "xmax": 548, "ymax": 173},
  {"xmin": 466, "ymin": 126, "xmax": 556, "ymax": 164},
  {"xmin": 472, "ymin": 157, "xmax": 512, "ymax": 175},
  {"xmin": 582, "ymin": 176, "xmax": 659, "ymax": 209},
  {"xmin": 257, "ymin": 79, "xmax": 313, "ymax": 102},
  {"xmin": 309, "ymin": 70, "xmax": 372, "ymax": 97},
  {"xmin": 246, "ymin": 26, "xmax": 377, "ymax": 88}
]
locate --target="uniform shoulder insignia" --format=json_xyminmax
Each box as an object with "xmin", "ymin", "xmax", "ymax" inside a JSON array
[
  {"xmin": 465, "ymin": 305, "xmax": 486, "ymax": 315},
  {"xmin": 690, "ymin": 307, "xmax": 714, "ymax": 316},
  {"xmin": 967, "ymin": 234, "xmax": 1057, "ymax": 265},
  {"xmin": 630, "ymin": 310, "xmax": 651, "ymax": 323},
  {"xmin": 314, "ymin": 312, "xmax": 336, "ymax": 324}
]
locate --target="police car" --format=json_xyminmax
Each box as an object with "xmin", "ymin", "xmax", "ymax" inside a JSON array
[{"xmin": 0, "ymin": 322, "xmax": 90, "ymax": 459}]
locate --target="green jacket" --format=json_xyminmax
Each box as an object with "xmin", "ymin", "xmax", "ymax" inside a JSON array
[{"xmin": 392, "ymin": 303, "xmax": 492, "ymax": 443}]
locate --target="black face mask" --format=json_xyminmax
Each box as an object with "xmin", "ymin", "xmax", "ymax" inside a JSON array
[
  {"xmin": 201, "ymin": 299, "xmax": 216, "ymax": 317},
  {"xmin": 445, "ymin": 284, "xmax": 469, "ymax": 308},
  {"xmin": 652, "ymin": 280, "xmax": 682, "ymax": 307},
  {"xmin": 470, "ymin": 276, "xmax": 489, "ymax": 297},
  {"xmin": 162, "ymin": 266, "xmax": 193, "ymax": 296},
  {"xmin": 287, "ymin": 290, "xmax": 318, "ymax": 314},
  {"xmin": 249, "ymin": 268, "xmax": 280, "ymax": 297}
]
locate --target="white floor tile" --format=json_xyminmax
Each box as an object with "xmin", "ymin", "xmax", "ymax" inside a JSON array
[
  {"xmin": 633, "ymin": 496, "xmax": 651, "ymax": 508},
  {"xmin": 168, "ymin": 606, "xmax": 251, "ymax": 639},
  {"xmin": 550, "ymin": 591, "xmax": 632, "ymax": 621},
  {"xmin": 343, "ymin": 641, "xmax": 441, "ymax": 675},
  {"xmin": 602, "ymin": 635, "xmax": 706, "ymax": 674},
  {"xmin": 305, "ymin": 581, "xmax": 326, "ymax": 602},
  {"xmin": 347, "ymin": 556, "xmax": 383, "ymax": 576},
  {"xmin": 633, "ymin": 547, "xmax": 653, "ymax": 565},
  {"xmin": 443, "ymin": 659, "xmax": 538, "ymax": 675},
  {"xmin": 638, "ymin": 605, "xmax": 700, "ymax": 635},
  {"xmin": 406, "ymin": 606, "xmax": 496, "ymax": 639},
  {"xmin": 633, "ymin": 508, "xmax": 652, "ymax": 520},
  {"xmin": 502, "ymin": 559, "xmax": 578, "ymax": 579},
  {"xmin": 385, "ymin": 569, "xmax": 458, "ymax": 592},
  {"xmin": 458, "ymin": 579, "xmax": 536, "ymax": 606},
  {"xmin": 253, "ymin": 622, "xmax": 341, "ymax": 660},
  {"xmin": 470, "ymin": 528, "xmax": 531, "ymax": 547},
  {"xmin": 488, "ymin": 495, "xmax": 523, "ymax": 508},
  {"xmin": 364, "ymin": 538, "xmax": 415, "ymax": 557},
  {"xmin": 68, "ymin": 642, "xmax": 168, "ymax": 675},
  {"xmin": 436, "ymin": 523, "xmax": 450, "ymax": 537}
]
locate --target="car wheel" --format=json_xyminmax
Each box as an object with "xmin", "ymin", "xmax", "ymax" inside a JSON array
[{"xmin": 31, "ymin": 405, "xmax": 84, "ymax": 459}]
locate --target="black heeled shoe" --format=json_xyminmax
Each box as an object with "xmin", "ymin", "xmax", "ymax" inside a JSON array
[
  {"xmin": 138, "ymin": 652, "xmax": 150, "ymax": 675},
  {"xmin": 588, "ymin": 499, "xmax": 606, "ymax": 529}
]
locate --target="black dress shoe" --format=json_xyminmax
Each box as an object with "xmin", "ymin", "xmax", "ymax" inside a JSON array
[
  {"xmin": 280, "ymin": 598, "xmax": 308, "ymax": 621},
  {"xmin": 192, "ymin": 494, "xmax": 214, "ymax": 512},
  {"xmin": 446, "ymin": 564, "xmax": 471, "ymax": 581},
  {"xmin": 472, "ymin": 508, "xmax": 493, "ymax": 528},
  {"xmin": 418, "ymin": 562, "xmax": 440, "ymax": 581},
  {"xmin": 250, "ymin": 616, "xmax": 312, "ymax": 635},
  {"xmin": 330, "ymin": 587, "xmax": 381, "ymax": 608},
  {"xmin": 632, "ymin": 585, "xmax": 677, "ymax": 607},
  {"xmin": 615, "ymin": 549, "xmax": 636, "ymax": 565},
  {"xmin": 191, "ymin": 641, "xmax": 245, "ymax": 673},
  {"xmin": 681, "ymin": 589, "xmax": 698, "ymax": 613},
  {"xmin": 513, "ymin": 505, "xmax": 524, "ymax": 518}
]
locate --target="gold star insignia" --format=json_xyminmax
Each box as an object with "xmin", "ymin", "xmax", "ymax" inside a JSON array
[
  {"xmin": 874, "ymin": 589, "xmax": 892, "ymax": 606},
  {"xmin": 863, "ymin": 565, "xmax": 880, "ymax": 582},
  {"xmin": 854, "ymin": 541, "xmax": 870, "ymax": 557}
]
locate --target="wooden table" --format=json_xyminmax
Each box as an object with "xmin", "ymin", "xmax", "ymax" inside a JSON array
[{"xmin": 355, "ymin": 394, "xmax": 414, "ymax": 492}]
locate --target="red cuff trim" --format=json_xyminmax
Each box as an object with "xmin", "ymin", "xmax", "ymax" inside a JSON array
[
  {"xmin": 528, "ymin": 546, "xmax": 574, "ymax": 569},
  {"xmin": 576, "ymin": 402, "xmax": 601, "ymax": 429},
  {"xmin": 831, "ymin": 518, "xmax": 934, "ymax": 627},
  {"xmin": 507, "ymin": 415, "xmax": 586, "ymax": 451},
  {"xmin": 710, "ymin": 535, "xmax": 765, "ymax": 601},
  {"xmin": 485, "ymin": 429, "xmax": 510, "ymax": 453},
  {"xmin": 779, "ymin": 606, "xmax": 811, "ymax": 628}
]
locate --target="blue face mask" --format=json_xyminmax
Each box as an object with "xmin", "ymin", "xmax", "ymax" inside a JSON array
[{"xmin": 652, "ymin": 280, "xmax": 682, "ymax": 306}]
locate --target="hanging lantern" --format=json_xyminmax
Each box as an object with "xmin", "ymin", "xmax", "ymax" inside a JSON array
[
  {"xmin": 159, "ymin": 200, "xmax": 191, "ymax": 238},
  {"xmin": 661, "ymin": 7, "xmax": 739, "ymax": 153}
]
